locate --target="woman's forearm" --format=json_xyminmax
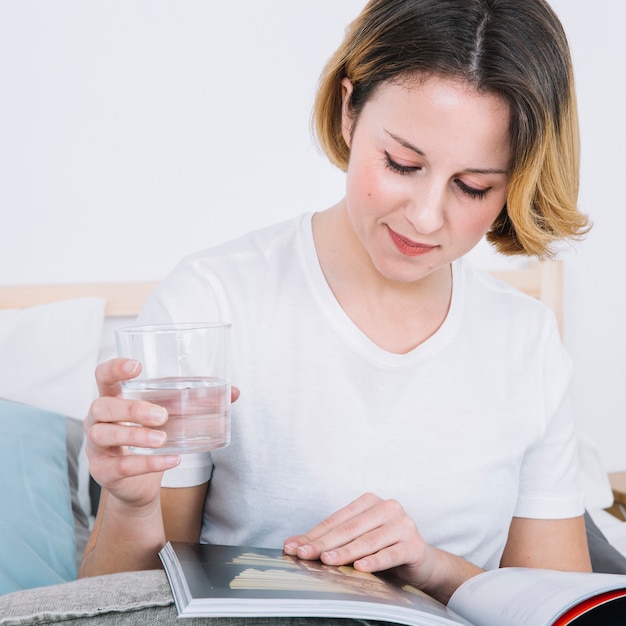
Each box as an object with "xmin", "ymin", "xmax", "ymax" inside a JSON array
[
  {"xmin": 408, "ymin": 545, "xmax": 484, "ymax": 605},
  {"xmin": 78, "ymin": 490, "xmax": 166, "ymax": 577}
]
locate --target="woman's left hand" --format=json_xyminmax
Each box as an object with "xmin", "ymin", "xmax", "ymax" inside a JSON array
[
  {"xmin": 283, "ymin": 492, "xmax": 435, "ymax": 587},
  {"xmin": 283, "ymin": 492, "xmax": 483, "ymax": 604}
]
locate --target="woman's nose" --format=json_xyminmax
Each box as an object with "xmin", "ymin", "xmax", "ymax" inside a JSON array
[{"xmin": 404, "ymin": 179, "xmax": 446, "ymax": 234}]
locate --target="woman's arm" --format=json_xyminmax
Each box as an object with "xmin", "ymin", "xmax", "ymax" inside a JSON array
[
  {"xmin": 79, "ymin": 488, "xmax": 166, "ymax": 576},
  {"xmin": 501, "ymin": 515, "xmax": 591, "ymax": 570},
  {"xmin": 79, "ymin": 483, "xmax": 208, "ymax": 577},
  {"xmin": 283, "ymin": 494, "xmax": 592, "ymax": 605},
  {"xmin": 79, "ymin": 359, "xmax": 238, "ymax": 578},
  {"xmin": 79, "ymin": 359, "xmax": 208, "ymax": 577},
  {"xmin": 283, "ymin": 492, "xmax": 483, "ymax": 605},
  {"xmin": 162, "ymin": 483, "xmax": 209, "ymax": 542}
]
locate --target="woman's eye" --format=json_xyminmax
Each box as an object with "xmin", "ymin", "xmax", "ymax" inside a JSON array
[
  {"xmin": 384, "ymin": 152, "xmax": 420, "ymax": 175},
  {"xmin": 455, "ymin": 178, "xmax": 489, "ymax": 199}
]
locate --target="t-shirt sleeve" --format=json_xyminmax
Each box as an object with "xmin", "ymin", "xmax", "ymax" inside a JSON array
[
  {"xmin": 161, "ymin": 452, "xmax": 213, "ymax": 488},
  {"xmin": 137, "ymin": 254, "xmax": 231, "ymax": 327},
  {"xmin": 514, "ymin": 319, "xmax": 585, "ymax": 519}
]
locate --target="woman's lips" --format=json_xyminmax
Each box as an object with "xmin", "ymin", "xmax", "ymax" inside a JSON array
[{"xmin": 387, "ymin": 226, "xmax": 437, "ymax": 257}]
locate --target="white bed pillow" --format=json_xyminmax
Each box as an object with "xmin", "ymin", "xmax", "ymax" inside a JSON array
[
  {"xmin": 0, "ymin": 297, "xmax": 107, "ymax": 520},
  {"xmin": 0, "ymin": 297, "xmax": 106, "ymax": 419}
]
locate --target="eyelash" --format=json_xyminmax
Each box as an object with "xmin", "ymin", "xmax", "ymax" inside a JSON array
[
  {"xmin": 454, "ymin": 179, "xmax": 489, "ymax": 200},
  {"xmin": 384, "ymin": 152, "xmax": 420, "ymax": 175},
  {"xmin": 384, "ymin": 152, "xmax": 490, "ymax": 200}
]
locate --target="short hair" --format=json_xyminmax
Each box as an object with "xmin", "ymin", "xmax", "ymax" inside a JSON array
[{"xmin": 313, "ymin": 0, "xmax": 590, "ymax": 257}]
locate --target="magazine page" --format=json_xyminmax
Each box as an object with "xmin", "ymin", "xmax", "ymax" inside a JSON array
[
  {"xmin": 448, "ymin": 567, "xmax": 626, "ymax": 626},
  {"xmin": 160, "ymin": 542, "xmax": 474, "ymax": 626}
]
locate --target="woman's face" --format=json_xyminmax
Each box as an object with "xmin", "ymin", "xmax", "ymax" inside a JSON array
[{"xmin": 341, "ymin": 75, "xmax": 511, "ymax": 284}]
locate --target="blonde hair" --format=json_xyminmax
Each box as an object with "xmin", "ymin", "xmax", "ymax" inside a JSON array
[{"xmin": 314, "ymin": 0, "xmax": 590, "ymax": 257}]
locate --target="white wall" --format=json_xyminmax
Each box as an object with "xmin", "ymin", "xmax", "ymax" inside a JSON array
[
  {"xmin": 549, "ymin": 0, "xmax": 626, "ymax": 472},
  {"xmin": 1, "ymin": 1, "xmax": 624, "ymax": 469}
]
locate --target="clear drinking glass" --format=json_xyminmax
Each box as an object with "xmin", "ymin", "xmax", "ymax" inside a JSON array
[{"xmin": 115, "ymin": 322, "xmax": 231, "ymax": 455}]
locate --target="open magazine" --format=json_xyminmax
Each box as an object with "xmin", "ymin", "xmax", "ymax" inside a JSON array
[{"xmin": 159, "ymin": 542, "xmax": 626, "ymax": 625}]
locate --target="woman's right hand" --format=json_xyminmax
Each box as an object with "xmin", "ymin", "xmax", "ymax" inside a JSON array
[{"xmin": 84, "ymin": 358, "xmax": 181, "ymax": 511}]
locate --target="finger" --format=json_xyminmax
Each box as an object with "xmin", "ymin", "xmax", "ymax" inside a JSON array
[
  {"xmin": 351, "ymin": 535, "xmax": 428, "ymax": 574},
  {"xmin": 86, "ymin": 420, "xmax": 182, "ymax": 495},
  {"xmin": 287, "ymin": 497, "xmax": 418, "ymax": 571},
  {"xmin": 319, "ymin": 510, "xmax": 420, "ymax": 571},
  {"xmin": 88, "ymin": 420, "xmax": 168, "ymax": 452},
  {"xmin": 89, "ymin": 450, "xmax": 180, "ymax": 494},
  {"xmin": 231, "ymin": 386, "xmax": 241, "ymax": 403},
  {"xmin": 95, "ymin": 358, "xmax": 142, "ymax": 397},
  {"xmin": 284, "ymin": 493, "xmax": 382, "ymax": 557},
  {"xmin": 88, "ymin": 395, "xmax": 167, "ymax": 428}
]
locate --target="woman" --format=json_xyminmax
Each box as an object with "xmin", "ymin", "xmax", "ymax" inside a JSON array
[{"xmin": 81, "ymin": 0, "xmax": 591, "ymax": 606}]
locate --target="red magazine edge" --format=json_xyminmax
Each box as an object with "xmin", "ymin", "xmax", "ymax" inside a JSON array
[{"xmin": 552, "ymin": 588, "xmax": 626, "ymax": 625}]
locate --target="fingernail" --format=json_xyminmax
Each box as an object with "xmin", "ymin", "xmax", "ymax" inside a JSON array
[
  {"xmin": 149, "ymin": 406, "xmax": 168, "ymax": 425},
  {"xmin": 283, "ymin": 542, "xmax": 297, "ymax": 552},
  {"xmin": 147, "ymin": 429, "xmax": 167, "ymax": 445},
  {"xmin": 296, "ymin": 545, "xmax": 312, "ymax": 558},
  {"xmin": 322, "ymin": 550, "xmax": 337, "ymax": 560},
  {"xmin": 123, "ymin": 360, "xmax": 140, "ymax": 375}
]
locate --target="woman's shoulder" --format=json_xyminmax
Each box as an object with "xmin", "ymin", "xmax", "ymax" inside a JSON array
[
  {"xmin": 139, "ymin": 214, "xmax": 313, "ymax": 323},
  {"xmin": 457, "ymin": 257, "xmax": 560, "ymax": 336},
  {"xmin": 185, "ymin": 213, "xmax": 310, "ymax": 268}
]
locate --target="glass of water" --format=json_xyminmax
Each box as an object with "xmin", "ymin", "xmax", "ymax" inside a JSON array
[{"xmin": 115, "ymin": 322, "xmax": 231, "ymax": 455}]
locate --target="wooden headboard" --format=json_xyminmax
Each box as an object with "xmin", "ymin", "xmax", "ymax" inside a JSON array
[
  {"xmin": 0, "ymin": 260, "xmax": 563, "ymax": 331},
  {"xmin": 0, "ymin": 282, "xmax": 157, "ymax": 318},
  {"xmin": 490, "ymin": 260, "xmax": 563, "ymax": 333}
]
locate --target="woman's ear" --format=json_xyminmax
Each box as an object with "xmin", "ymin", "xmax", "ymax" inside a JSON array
[{"xmin": 341, "ymin": 77, "xmax": 355, "ymax": 149}]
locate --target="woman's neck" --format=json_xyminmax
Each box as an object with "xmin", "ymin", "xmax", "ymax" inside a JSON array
[{"xmin": 311, "ymin": 204, "xmax": 453, "ymax": 354}]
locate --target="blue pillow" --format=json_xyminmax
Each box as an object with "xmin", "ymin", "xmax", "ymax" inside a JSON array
[{"xmin": 0, "ymin": 399, "xmax": 77, "ymax": 594}]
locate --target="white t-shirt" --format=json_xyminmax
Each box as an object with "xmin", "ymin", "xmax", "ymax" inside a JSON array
[{"xmin": 138, "ymin": 213, "xmax": 584, "ymax": 570}]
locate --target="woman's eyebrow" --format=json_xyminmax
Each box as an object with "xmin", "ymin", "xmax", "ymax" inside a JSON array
[
  {"xmin": 385, "ymin": 129, "xmax": 509, "ymax": 175},
  {"xmin": 465, "ymin": 166, "xmax": 509, "ymax": 175},
  {"xmin": 386, "ymin": 130, "xmax": 426, "ymax": 156}
]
